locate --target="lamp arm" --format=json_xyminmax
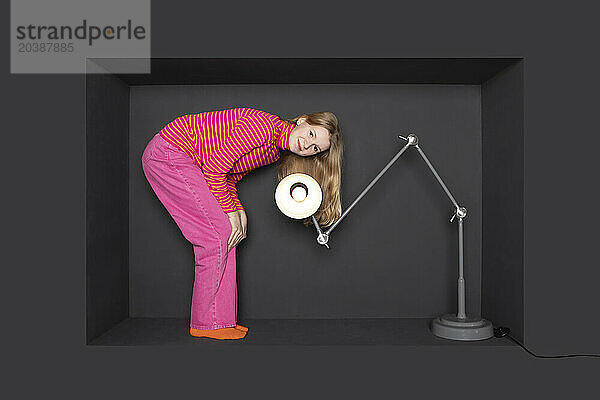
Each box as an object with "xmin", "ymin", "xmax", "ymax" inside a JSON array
[
  {"xmin": 327, "ymin": 140, "xmax": 411, "ymax": 235},
  {"xmin": 414, "ymin": 146, "xmax": 459, "ymax": 209},
  {"xmin": 412, "ymin": 141, "xmax": 467, "ymax": 221},
  {"xmin": 310, "ymin": 136, "xmax": 412, "ymax": 248},
  {"xmin": 312, "ymin": 133, "xmax": 467, "ymax": 249}
]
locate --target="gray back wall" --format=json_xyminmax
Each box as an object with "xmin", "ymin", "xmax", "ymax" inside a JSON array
[{"xmin": 129, "ymin": 84, "xmax": 481, "ymax": 319}]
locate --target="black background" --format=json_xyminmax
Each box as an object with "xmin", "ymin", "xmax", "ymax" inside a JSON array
[{"xmin": 3, "ymin": 0, "xmax": 598, "ymax": 396}]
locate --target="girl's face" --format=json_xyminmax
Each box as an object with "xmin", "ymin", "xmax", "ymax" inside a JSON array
[{"xmin": 288, "ymin": 117, "xmax": 331, "ymax": 157}]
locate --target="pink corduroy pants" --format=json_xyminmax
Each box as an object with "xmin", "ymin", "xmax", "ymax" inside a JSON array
[{"xmin": 141, "ymin": 133, "xmax": 237, "ymax": 330}]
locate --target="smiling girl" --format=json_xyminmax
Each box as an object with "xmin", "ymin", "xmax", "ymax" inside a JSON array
[{"xmin": 141, "ymin": 107, "xmax": 343, "ymax": 340}]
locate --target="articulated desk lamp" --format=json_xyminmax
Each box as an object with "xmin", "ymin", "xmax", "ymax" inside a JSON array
[{"xmin": 275, "ymin": 133, "xmax": 494, "ymax": 341}]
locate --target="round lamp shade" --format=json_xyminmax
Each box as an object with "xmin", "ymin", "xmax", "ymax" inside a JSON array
[{"xmin": 275, "ymin": 173, "xmax": 322, "ymax": 219}]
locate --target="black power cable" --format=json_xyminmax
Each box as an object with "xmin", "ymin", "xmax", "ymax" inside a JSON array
[{"xmin": 494, "ymin": 327, "xmax": 600, "ymax": 359}]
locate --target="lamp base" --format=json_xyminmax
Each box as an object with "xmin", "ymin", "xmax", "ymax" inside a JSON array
[{"xmin": 431, "ymin": 314, "xmax": 493, "ymax": 341}]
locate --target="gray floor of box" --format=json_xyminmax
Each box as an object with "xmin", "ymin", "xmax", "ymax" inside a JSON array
[{"xmin": 88, "ymin": 318, "xmax": 515, "ymax": 346}]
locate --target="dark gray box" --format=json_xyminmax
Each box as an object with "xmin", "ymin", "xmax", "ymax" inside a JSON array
[{"xmin": 86, "ymin": 58, "xmax": 522, "ymax": 345}]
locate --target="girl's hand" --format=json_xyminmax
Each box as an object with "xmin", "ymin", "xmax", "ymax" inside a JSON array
[
  {"xmin": 226, "ymin": 211, "xmax": 243, "ymax": 252},
  {"xmin": 237, "ymin": 210, "xmax": 247, "ymax": 240}
]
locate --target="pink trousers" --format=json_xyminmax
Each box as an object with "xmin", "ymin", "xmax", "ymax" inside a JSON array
[{"xmin": 141, "ymin": 133, "xmax": 237, "ymax": 330}]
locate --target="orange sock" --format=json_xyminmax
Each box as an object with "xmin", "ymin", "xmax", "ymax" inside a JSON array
[
  {"xmin": 235, "ymin": 324, "xmax": 249, "ymax": 332},
  {"xmin": 190, "ymin": 327, "xmax": 246, "ymax": 340}
]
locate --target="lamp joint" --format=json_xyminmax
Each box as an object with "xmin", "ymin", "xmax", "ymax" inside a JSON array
[
  {"xmin": 399, "ymin": 133, "xmax": 419, "ymax": 146},
  {"xmin": 450, "ymin": 206, "xmax": 467, "ymax": 222},
  {"xmin": 317, "ymin": 232, "xmax": 330, "ymax": 248}
]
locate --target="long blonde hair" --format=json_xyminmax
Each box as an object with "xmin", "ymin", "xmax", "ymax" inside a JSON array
[{"xmin": 277, "ymin": 111, "xmax": 343, "ymax": 228}]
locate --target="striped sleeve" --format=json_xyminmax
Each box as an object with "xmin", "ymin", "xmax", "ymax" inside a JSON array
[
  {"xmin": 226, "ymin": 172, "xmax": 250, "ymax": 212},
  {"xmin": 202, "ymin": 111, "xmax": 272, "ymax": 213}
]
